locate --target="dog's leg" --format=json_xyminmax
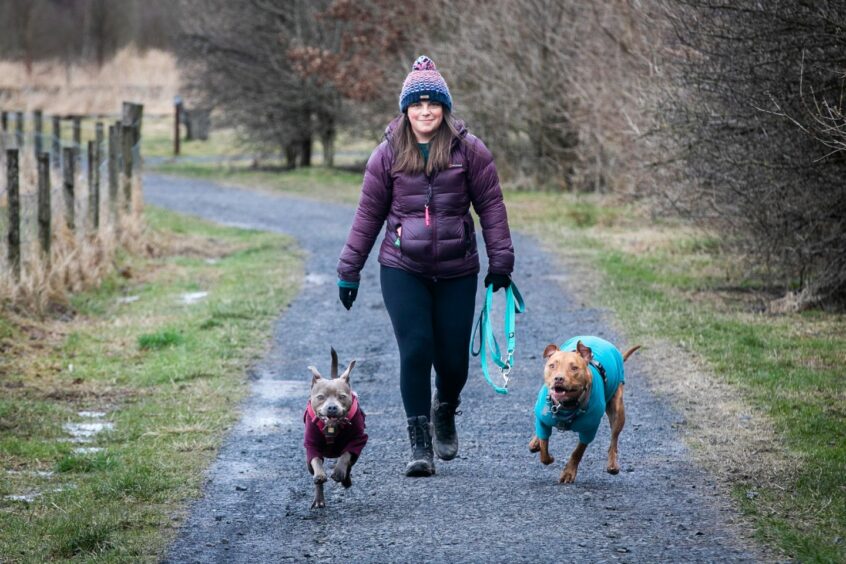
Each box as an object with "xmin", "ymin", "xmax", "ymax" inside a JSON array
[
  {"xmin": 559, "ymin": 442, "xmax": 587, "ymax": 484},
  {"xmin": 606, "ymin": 384, "xmax": 625, "ymax": 475},
  {"xmin": 528, "ymin": 435, "xmax": 540, "ymax": 453},
  {"xmin": 311, "ymin": 457, "xmax": 327, "ymax": 509},
  {"xmin": 537, "ymin": 438, "xmax": 555, "ymax": 465},
  {"xmin": 331, "ymin": 452, "xmax": 354, "ymax": 488}
]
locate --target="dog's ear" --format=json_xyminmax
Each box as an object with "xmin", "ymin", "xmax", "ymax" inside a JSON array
[
  {"xmin": 308, "ymin": 366, "xmax": 322, "ymax": 386},
  {"xmin": 330, "ymin": 347, "xmax": 339, "ymax": 379},
  {"xmin": 339, "ymin": 359, "xmax": 356, "ymax": 383},
  {"xmin": 543, "ymin": 344, "xmax": 559, "ymax": 360},
  {"xmin": 576, "ymin": 341, "xmax": 593, "ymax": 363}
]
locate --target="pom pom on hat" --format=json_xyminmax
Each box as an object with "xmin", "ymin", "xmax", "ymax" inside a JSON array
[{"xmin": 399, "ymin": 55, "xmax": 453, "ymax": 113}]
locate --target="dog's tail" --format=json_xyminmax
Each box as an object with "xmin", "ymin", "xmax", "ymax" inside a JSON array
[{"xmin": 622, "ymin": 345, "xmax": 641, "ymax": 362}]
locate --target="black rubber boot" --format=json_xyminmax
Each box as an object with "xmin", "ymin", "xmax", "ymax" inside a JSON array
[
  {"xmin": 405, "ymin": 415, "xmax": 435, "ymax": 477},
  {"xmin": 431, "ymin": 392, "xmax": 461, "ymax": 461}
]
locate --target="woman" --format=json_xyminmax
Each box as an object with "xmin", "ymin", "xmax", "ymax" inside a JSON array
[{"xmin": 337, "ymin": 55, "xmax": 514, "ymax": 477}]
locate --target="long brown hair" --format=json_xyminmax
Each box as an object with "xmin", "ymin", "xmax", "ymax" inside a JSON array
[{"xmin": 391, "ymin": 110, "xmax": 463, "ymax": 176}]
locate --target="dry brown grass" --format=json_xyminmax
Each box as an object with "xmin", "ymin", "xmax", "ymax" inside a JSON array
[
  {"xmin": 0, "ymin": 165, "xmax": 150, "ymax": 317},
  {"xmin": 0, "ymin": 48, "xmax": 179, "ymax": 116}
]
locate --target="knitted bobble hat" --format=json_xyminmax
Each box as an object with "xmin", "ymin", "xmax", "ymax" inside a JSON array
[{"xmin": 398, "ymin": 55, "xmax": 453, "ymax": 113}]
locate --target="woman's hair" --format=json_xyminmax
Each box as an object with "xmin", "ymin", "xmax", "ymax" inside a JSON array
[{"xmin": 391, "ymin": 109, "xmax": 463, "ymax": 176}]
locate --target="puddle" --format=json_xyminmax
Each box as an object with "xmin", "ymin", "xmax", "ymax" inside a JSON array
[
  {"xmin": 4, "ymin": 487, "xmax": 69, "ymax": 503},
  {"xmin": 305, "ymin": 273, "xmax": 330, "ymax": 286},
  {"xmin": 5, "ymin": 470, "xmax": 54, "ymax": 478},
  {"xmin": 242, "ymin": 407, "xmax": 297, "ymax": 431},
  {"xmin": 78, "ymin": 411, "xmax": 106, "ymax": 418},
  {"xmin": 73, "ymin": 447, "xmax": 103, "ymax": 454},
  {"xmin": 181, "ymin": 291, "xmax": 209, "ymax": 304},
  {"xmin": 63, "ymin": 422, "xmax": 114, "ymax": 442},
  {"xmin": 253, "ymin": 379, "xmax": 310, "ymax": 401},
  {"xmin": 117, "ymin": 295, "xmax": 140, "ymax": 304},
  {"xmin": 5, "ymin": 493, "xmax": 40, "ymax": 503}
]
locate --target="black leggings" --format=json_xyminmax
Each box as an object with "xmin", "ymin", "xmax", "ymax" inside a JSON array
[{"xmin": 380, "ymin": 266, "xmax": 478, "ymax": 418}]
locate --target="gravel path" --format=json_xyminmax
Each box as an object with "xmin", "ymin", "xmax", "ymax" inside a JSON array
[{"xmin": 145, "ymin": 173, "xmax": 762, "ymax": 563}]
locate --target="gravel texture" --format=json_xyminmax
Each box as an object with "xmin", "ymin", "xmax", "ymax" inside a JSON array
[{"xmin": 145, "ymin": 173, "xmax": 762, "ymax": 563}]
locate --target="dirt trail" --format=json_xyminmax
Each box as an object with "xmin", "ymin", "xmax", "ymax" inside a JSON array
[{"xmin": 145, "ymin": 173, "xmax": 761, "ymax": 563}]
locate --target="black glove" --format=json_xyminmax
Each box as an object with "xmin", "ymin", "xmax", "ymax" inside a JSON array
[
  {"xmin": 484, "ymin": 272, "xmax": 511, "ymax": 292},
  {"xmin": 339, "ymin": 286, "xmax": 358, "ymax": 310}
]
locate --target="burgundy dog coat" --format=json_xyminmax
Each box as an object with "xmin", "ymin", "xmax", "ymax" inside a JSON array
[{"xmin": 303, "ymin": 395, "xmax": 368, "ymax": 472}]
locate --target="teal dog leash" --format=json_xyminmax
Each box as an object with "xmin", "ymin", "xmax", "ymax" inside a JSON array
[{"xmin": 470, "ymin": 281, "xmax": 526, "ymax": 394}]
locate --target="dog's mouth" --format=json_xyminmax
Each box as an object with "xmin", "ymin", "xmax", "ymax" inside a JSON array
[{"xmin": 550, "ymin": 383, "xmax": 582, "ymax": 404}]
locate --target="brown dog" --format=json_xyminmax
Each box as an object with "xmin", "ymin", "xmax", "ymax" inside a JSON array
[
  {"xmin": 304, "ymin": 348, "xmax": 368, "ymax": 508},
  {"xmin": 528, "ymin": 336, "xmax": 640, "ymax": 483}
]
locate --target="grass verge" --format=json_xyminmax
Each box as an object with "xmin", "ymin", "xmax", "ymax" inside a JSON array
[{"xmin": 0, "ymin": 206, "xmax": 302, "ymax": 562}]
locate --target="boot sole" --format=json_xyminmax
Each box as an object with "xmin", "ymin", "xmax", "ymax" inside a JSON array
[
  {"xmin": 434, "ymin": 442, "xmax": 458, "ymax": 461},
  {"xmin": 405, "ymin": 460, "xmax": 436, "ymax": 477}
]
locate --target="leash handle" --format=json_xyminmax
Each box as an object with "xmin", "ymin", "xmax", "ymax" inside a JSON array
[{"xmin": 470, "ymin": 281, "xmax": 525, "ymax": 394}]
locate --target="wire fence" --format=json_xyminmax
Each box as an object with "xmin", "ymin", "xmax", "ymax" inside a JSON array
[{"xmin": 0, "ymin": 103, "xmax": 144, "ymax": 308}]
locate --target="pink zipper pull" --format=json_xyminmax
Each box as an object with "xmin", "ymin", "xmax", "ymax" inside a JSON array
[{"xmin": 425, "ymin": 205, "xmax": 430, "ymax": 227}]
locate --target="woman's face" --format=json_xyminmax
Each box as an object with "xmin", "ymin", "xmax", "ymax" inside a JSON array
[{"xmin": 406, "ymin": 101, "xmax": 444, "ymax": 143}]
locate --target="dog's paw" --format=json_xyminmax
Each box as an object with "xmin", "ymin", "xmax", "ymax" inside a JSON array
[
  {"xmin": 559, "ymin": 467, "xmax": 577, "ymax": 484},
  {"xmin": 528, "ymin": 437, "xmax": 541, "ymax": 453},
  {"xmin": 342, "ymin": 474, "xmax": 352, "ymax": 489},
  {"xmin": 313, "ymin": 473, "xmax": 327, "ymax": 485},
  {"xmin": 540, "ymin": 454, "xmax": 555, "ymax": 466},
  {"xmin": 311, "ymin": 498, "xmax": 326, "ymax": 509},
  {"xmin": 606, "ymin": 464, "xmax": 620, "ymax": 475},
  {"xmin": 330, "ymin": 466, "xmax": 348, "ymax": 484}
]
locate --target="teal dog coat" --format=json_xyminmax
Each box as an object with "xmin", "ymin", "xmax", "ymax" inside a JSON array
[{"xmin": 534, "ymin": 336, "xmax": 625, "ymax": 445}]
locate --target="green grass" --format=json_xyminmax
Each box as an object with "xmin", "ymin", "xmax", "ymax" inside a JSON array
[{"xmin": 0, "ymin": 206, "xmax": 302, "ymax": 562}]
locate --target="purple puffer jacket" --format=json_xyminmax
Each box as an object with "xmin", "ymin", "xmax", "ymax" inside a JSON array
[{"xmin": 337, "ymin": 118, "xmax": 514, "ymax": 282}]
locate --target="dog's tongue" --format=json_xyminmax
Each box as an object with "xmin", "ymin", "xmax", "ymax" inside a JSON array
[{"xmin": 552, "ymin": 387, "xmax": 579, "ymax": 404}]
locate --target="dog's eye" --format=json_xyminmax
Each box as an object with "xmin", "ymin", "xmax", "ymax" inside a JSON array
[
  {"xmin": 316, "ymin": 394, "xmax": 325, "ymax": 401},
  {"xmin": 339, "ymin": 394, "xmax": 348, "ymax": 400}
]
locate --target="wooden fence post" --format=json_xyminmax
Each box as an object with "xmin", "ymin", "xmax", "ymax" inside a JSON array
[
  {"xmin": 174, "ymin": 98, "xmax": 182, "ymax": 156},
  {"xmin": 37, "ymin": 153, "xmax": 51, "ymax": 265},
  {"xmin": 108, "ymin": 124, "xmax": 118, "ymax": 223},
  {"xmin": 34, "ymin": 109, "xmax": 43, "ymax": 158},
  {"xmin": 95, "ymin": 122, "xmax": 103, "ymax": 226},
  {"xmin": 88, "ymin": 140, "xmax": 99, "ymax": 230},
  {"xmin": 6, "ymin": 149, "xmax": 20, "ymax": 280},
  {"xmin": 14, "ymin": 111, "xmax": 23, "ymax": 148},
  {"xmin": 121, "ymin": 124, "xmax": 133, "ymax": 213},
  {"xmin": 72, "ymin": 116, "xmax": 81, "ymax": 149},
  {"xmin": 52, "ymin": 115, "xmax": 61, "ymax": 169},
  {"xmin": 63, "ymin": 147, "xmax": 76, "ymax": 231},
  {"xmin": 122, "ymin": 102, "xmax": 144, "ymax": 184}
]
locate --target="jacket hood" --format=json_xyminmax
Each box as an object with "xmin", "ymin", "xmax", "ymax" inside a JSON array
[{"xmin": 384, "ymin": 114, "xmax": 468, "ymax": 144}]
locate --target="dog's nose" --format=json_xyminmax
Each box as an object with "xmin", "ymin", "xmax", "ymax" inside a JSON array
[{"xmin": 326, "ymin": 404, "xmax": 339, "ymax": 416}]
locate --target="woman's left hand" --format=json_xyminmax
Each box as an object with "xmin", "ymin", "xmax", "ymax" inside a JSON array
[{"xmin": 484, "ymin": 273, "xmax": 511, "ymax": 291}]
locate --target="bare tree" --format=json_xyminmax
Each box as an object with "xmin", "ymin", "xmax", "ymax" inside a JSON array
[
  {"xmin": 659, "ymin": 0, "xmax": 846, "ymax": 308},
  {"xmin": 177, "ymin": 0, "xmax": 348, "ymax": 167},
  {"xmin": 414, "ymin": 0, "xmax": 661, "ymax": 193}
]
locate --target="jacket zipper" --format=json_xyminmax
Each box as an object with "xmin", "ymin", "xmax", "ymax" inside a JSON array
[{"xmin": 426, "ymin": 171, "xmax": 439, "ymax": 280}]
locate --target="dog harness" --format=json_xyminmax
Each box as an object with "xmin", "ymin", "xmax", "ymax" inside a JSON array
[
  {"xmin": 533, "ymin": 336, "xmax": 625, "ymax": 445},
  {"xmin": 304, "ymin": 395, "xmax": 368, "ymax": 470}
]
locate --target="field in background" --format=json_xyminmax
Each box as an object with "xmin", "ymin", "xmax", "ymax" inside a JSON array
[
  {"xmin": 0, "ymin": 48, "xmax": 179, "ymax": 116},
  {"xmin": 149, "ymin": 160, "xmax": 845, "ymax": 562},
  {"xmin": 0, "ymin": 207, "xmax": 302, "ymax": 561}
]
